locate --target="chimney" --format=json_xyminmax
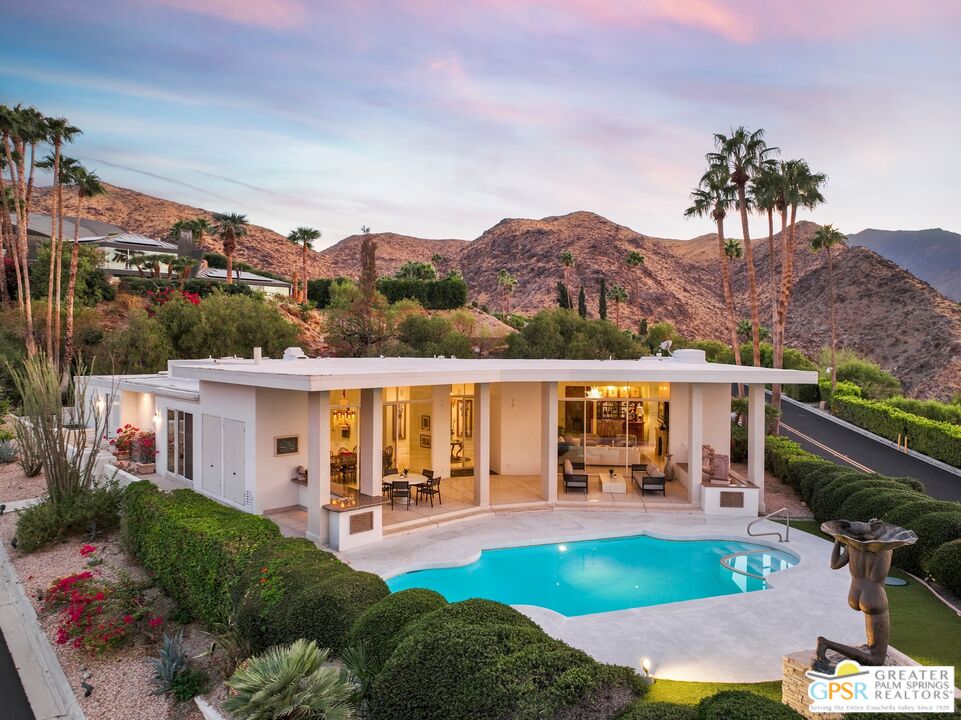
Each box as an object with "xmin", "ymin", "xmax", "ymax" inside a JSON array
[{"xmin": 253, "ymin": 347, "xmax": 262, "ymax": 363}]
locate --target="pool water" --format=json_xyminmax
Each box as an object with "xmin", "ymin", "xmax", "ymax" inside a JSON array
[{"xmin": 386, "ymin": 535, "xmax": 796, "ymax": 616}]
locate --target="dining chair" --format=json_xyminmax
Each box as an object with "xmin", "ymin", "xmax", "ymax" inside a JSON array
[
  {"xmin": 390, "ymin": 480, "xmax": 411, "ymax": 510},
  {"xmin": 416, "ymin": 477, "xmax": 442, "ymax": 508}
]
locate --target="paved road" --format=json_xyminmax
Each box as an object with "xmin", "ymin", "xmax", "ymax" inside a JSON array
[
  {"xmin": 0, "ymin": 626, "xmax": 34, "ymax": 720},
  {"xmin": 776, "ymin": 398, "xmax": 961, "ymax": 502}
]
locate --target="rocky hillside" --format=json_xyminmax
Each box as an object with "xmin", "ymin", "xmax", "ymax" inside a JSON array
[
  {"xmin": 847, "ymin": 228, "xmax": 961, "ymax": 301},
  {"xmin": 37, "ymin": 182, "xmax": 961, "ymax": 399}
]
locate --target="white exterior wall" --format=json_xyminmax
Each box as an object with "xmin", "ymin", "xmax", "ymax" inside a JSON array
[
  {"xmin": 198, "ymin": 380, "xmax": 256, "ymax": 510},
  {"xmin": 489, "ymin": 382, "xmax": 542, "ymax": 475},
  {"xmin": 702, "ymin": 384, "xmax": 732, "ymax": 459},
  {"xmin": 255, "ymin": 388, "xmax": 308, "ymax": 512}
]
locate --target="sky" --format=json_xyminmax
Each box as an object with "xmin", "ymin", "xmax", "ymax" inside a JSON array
[{"xmin": 2, "ymin": 1, "xmax": 960, "ymax": 248}]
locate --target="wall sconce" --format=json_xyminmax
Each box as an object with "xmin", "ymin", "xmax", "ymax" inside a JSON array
[{"xmin": 153, "ymin": 410, "xmax": 162, "ymax": 426}]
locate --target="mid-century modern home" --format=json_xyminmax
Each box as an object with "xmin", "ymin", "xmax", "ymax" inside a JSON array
[{"xmin": 83, "ymin": 350, "xmax": 817, "ymax": 550}]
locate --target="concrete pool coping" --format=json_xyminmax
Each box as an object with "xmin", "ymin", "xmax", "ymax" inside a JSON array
[{"xmin": 338, "ymin": 509, "xmax": 865, "ymax": 682}]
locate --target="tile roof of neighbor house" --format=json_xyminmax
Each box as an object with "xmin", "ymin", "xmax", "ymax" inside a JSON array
[
  {"xmin": 195, "ymin": 267, "xmax": 291, "ymax": 286},
  {"xmin": 163, "ymin": 353, "xmax": 819, "ymax": 392}
]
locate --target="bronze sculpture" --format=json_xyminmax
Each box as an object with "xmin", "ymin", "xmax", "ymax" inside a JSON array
[{"xmin": 814, "ymin": 519, "xmax": 917, "ymax": 671}]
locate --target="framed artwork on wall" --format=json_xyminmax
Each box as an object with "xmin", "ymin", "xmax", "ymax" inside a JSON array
[
  {"xmin": 274, "ymin": 435, "xmax": 299, "ymax": 456},
  {"xmin": 421, "ymin": 414, "xmax": 431, "ymax": 431},
  {"xmin": 419, "ymin": 433, "xmax": 431, "ymax": 449}
]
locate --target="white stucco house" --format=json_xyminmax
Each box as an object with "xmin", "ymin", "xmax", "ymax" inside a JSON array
[{"xmin": 83, "ymin": 349, "xmax": 817, "ymax": 550}]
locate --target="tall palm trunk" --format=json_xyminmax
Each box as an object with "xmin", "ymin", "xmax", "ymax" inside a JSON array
[
  {"xmin": 771, "ymin": 205, "xmax": 797, "ymax": 413},
  {"xmin": 1, "ymin": 146, "xmax": 24, "ymax": 311},
  {"xmin": 301, "ymin": 240, "xmax": 308, "ymax": 303},
  {"xmin": 736, "ymin": 185, "xmax": 761, "ymax": 366},
  {"xmin": 766, "ymin": 208, "xmax": 776, "ymax": 333},
  {"xmin": 827, "ymin": 246, "xmax": 838, "ymax": 393},
  {"xmin": 7, "ymin": 137, "xmax": 37, "ymax": 355},
  {"xmin": 716, "ymin": 216, "xmax": 743, "ymax": 382},
  {"xmin": 0, "ymin": 171, "xmax": 13, "ymax": 307},
  {"xmin": 54, "ymin": 170, "xmax": 66, "ymax": 362},
  {"xmin": 46, "ymin": 140, "xmax": 61, "ymax": 358},
  {"xmin": 63, "ymin": 189, "xmax": 83, "ymax": 377}
]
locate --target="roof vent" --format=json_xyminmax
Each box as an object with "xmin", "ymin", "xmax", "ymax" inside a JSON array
[
  {"xmin": 673, "ymin": 349, "xmax": 707, "ymax": 364},
  {"xmin": 283, "ymin": 347, "xmax": 308, "ymax": 361}
]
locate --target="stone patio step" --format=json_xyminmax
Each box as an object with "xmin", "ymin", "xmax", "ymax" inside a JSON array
[{"xmin": 383, "ymin": 506, "xmax": 493, "ymax": 536}]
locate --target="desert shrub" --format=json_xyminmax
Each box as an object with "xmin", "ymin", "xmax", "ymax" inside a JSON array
[
  {"xmin": 0, "ymin": 438, "xmax": 17, "ymax": 463},
  {"xmin": 831, "ymin": 393, "xmax": 961, "ymax": 469},
  {"xmin": 121, "ymin": 276, "xmax": 254, "ymax": 298},
  {"xmin": 224, "ymin": 640, "xmax": 356, "ymax": 720},
  {"xmin": 15, "ymin": 480, "xmax": 123, "ymax": 552},
  {"xmin": 696, "ymin": 690, "xmax": 802, "ymax": 719},
  {"xmin": 369, "ymin": 598, "xmax": 642, "ymax": 720},
  {"xmin": 347, "ymin": 588, "xmax": 448, "ymax": 665},
  {"xmin": 396, "ymin": 314, "xmax": 472, "ymax": 358},
  {"xmin": 233, "ymin": 537, "xmax": 388, "ymax": 654},
  {"xmin": 306, "ymin": 277, "xmax": 347, "ymax": 308},
  {"xmin": 927, "ymin": 540, "xmax": 961, "ymax": 596},
  {"xmin": 896, "ymin": 512, "xmax": 961, "ymax": 575},
  {"xmin": 836, "ymin": 488, "xmax": 923, "ymax": 523},
  {"xmin": 171, "ymin": 668, "xmax": 209, "ymax": 702},
  {"xmin": 618, "ymin": 701, "xmax": 696, "ymax": 720},
  {"xmin": 832, "ymin": 357, "xmax": 902, "ymax": 400},
  {"xmin": 122, "ymin": 482, "xmax": 281, "ymax": 625},
  {"xmin": 505, "ymin": 308, "xmax": 646, "ymax": 360}
]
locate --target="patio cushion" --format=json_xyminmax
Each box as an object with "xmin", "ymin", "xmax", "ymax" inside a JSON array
[{"xmin": 563, "ymin": 459, "xmax": 574, "ymax": 475}]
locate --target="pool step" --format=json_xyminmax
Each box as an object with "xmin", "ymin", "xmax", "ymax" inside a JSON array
[{"xmin": 383, "ymin": 507, "xmax": 493, "ymax": 537}]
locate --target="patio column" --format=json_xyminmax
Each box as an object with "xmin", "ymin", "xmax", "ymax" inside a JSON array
[
  {"xmin": 306, "ymin": 390, "xmax": 331, "ymax": 545},
  {"xmin": 474, "ymin": 383, "xmax": 491, "ymax": 507},
  {"xmin": 431, "ymin": 385, "xmax": 452, "ymax": 480},
  {"xmin": 688, "ymin": 383, "xmax": 703, "ymax": 507},
  {"xmin": 748, "ymin": 383, "xmax": 766, "ymax": 514},
  {"xmin": 541, "ymin": 381, "xmax": 558, "ymax": 502},
  {"xmin": 359, "ymin": 387, "xmax": 383, "ymax": 496}
]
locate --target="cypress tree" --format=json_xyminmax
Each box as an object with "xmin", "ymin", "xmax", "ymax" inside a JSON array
[
  {"xmin": 598, "ymin": 277, "xmax": 607, "ymax": 320},
  {"xmin": 577, "ymin": 285, "xmax": 587, "ymax": 318},
  {"xmin": 556, "ymin": 281, "xmax": 571, "ymax": 309}
]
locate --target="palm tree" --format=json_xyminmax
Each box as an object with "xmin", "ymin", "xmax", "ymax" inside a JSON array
[
  {"xmin": 62, "ymin": 166, "xmax": 105, "ymax": 375},
  {"xmin": 0, "ymin": 180, "xmax": 12, "ymax": 306},
  {"xmin": 560, "ymin": 250, "xmax": 575, "ymax": 304},
  {"xmin": 431, "ymin": 253, "xmax": 446, "ymax": 276},
  {"xmin": 737, "ymin": 319, "xmax": 770, "ymax": 345},
  {"xmin": 708, "ymin": 127, "xmax": 777, "ymax": 368},
  {"xmin": 190, "ymin": 217, "xmax": 213, "ymax": 248},
  {"xmin": 724, "ymin": 238, "xmax": 742, "ymax": 316},
  {"xmin": 771, "ymin": 159, "xmax": 827, "ymax": 412},
  {"xmin": 625, "ymin": 250, "xmax": 645, "ymax": 316},
  {"xmin": 213, "ymin": 212, "xmax": 248, "ymax": 284},
  {"xmin": 750, "ymin": 165, "xmax": 783, "ymax": 333},
  {"xmin": 684, "ymin": 166, "xmax": 742, "ymax": 372},
  {"xmin": 497, "ymin": 269, "xmax": 517, "ymax": 315},
  {"xmin": 607, "ymin": 284, "xmax": 628, "ymax": 329},
  {"xmin": 810, "ymin": 224, "xmax": 846, "ymax": 394},
  {"xmin": 129, "ymin": 253, "xmax": 152, "ymax": 277},
  {"xmin": 169, "ymin": 256, "xmax": 197, "ymax": 289},
  {"xmin": 287, "ymin": 226, "xmax": 321, "ymax": 303}
]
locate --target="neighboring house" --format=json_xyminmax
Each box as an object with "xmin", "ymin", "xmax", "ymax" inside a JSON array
[
  {"xmin": 83, "ymin": 350, "xmax": 816, "ymax": 551},
  {"xmin": 21, "ymin": 213, "xmax": 290, "ymax": 296}
]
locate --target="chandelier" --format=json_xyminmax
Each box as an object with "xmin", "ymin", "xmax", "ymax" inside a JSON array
[{"xmin": 333, "ymin": 390, "xmax": 356, "ymax": 423}]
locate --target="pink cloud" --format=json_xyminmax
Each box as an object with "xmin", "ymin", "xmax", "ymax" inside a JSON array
[{"xmin": 146, "ymin": 0, "xmax": 307, "ymax": 29}]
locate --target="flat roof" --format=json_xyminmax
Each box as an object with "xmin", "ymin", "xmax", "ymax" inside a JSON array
[
  {"xmin": 86, "ymin": 373, "xmax": 199, "ymax": 401},
  {"xmin": 166, "ymin": 356, "xmax": 818, "ymax": 392}
]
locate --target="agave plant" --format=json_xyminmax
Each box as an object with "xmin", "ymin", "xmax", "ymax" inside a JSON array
[
  {"xmin": 149, "ymin": 630, "xmax": 188, "ymax": 695},
  {"xmin": 224, "ymin": 639, "xmax": 356, "ymax": 720},
  {"xmin": 0, "ymin": 438, "xmax": 17, "ymax": 463}
]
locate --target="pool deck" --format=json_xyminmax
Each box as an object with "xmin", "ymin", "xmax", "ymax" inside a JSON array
[{"xmin": 337, "ymin": 509, "xmax": 865, "ymax": 682}]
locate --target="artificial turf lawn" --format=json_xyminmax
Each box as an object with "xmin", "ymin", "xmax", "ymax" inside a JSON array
[{"xmin": 646, "ymin": 520, "xmax": 961, "ymax": 705}]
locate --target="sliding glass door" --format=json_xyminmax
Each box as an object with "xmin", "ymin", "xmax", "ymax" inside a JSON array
[{"xmin": 165, "ymin": 409, "xmax": 194, "ymax": 480}]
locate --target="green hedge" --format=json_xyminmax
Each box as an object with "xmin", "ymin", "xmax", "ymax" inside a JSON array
[
  {"xmin": 617, "ymin": 702, "xmax": 696, "ymax": 720},
  {"xmin": 233, "ymin": 537, "xmax": 388, "ymax": 654},
  {"xmin": 376, "ymin": 275, "xmax": 468, "ymax": 309},
  {"xmin": 347, "ymin": 588, "xmax": 448, "ymax": 665},
  {"xmin": 884, "ymin": 396, "xmax": 961, "ymax": 426},
  {"xmin": 836, "ymin": 488, "xmax": 923, "ymax": 523},
  {"xmin": 697, "ymin": 691, "xmax": 802, "ymax": 719},
  {"xmin": 120, "ymin": 276, "xmax": 254, "ymax": 298},
  {"xmin": 306, "ymin": 277, "xmax": 347, "ymax": 308},
  {"xmin": 810, "ymin": 475, "xmax": 907, "ymax": 524},
  {"xmin": 368, "ymin": 598, "xmax": 643, "ymax": 720},
  {"xmin": 784, "ymin": 383, "xmax": 820, "ymax": 403},
  {"xmin": 765, "ymin": 436, "xmax": 823, "ymax": 481},
  {"xmin": 122, "ymin": 482, "xmax": 281, "ymax": 625},
  {"xmin": 830, "ymin": 393, "xmax": 961, "ymax": 469},
  {"xmin": 818, "ymin": 379, "xmax": 861, "ymax": 404},
  {"xmin": 896, "ymin": 512, "xmax": 961, "ymax": 575},
  {"xmin": 928, "ymin": 540, "xmax": 961, "ymax": 597}
]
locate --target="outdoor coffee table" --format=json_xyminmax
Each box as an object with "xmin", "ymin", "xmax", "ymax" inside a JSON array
[{"xmin": 600, "ymin": 472, "xmax": 627, "ymax": 494}]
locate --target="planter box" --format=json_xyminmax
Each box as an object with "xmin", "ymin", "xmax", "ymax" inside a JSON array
[{"xmin": 131, "ymin": 462, "xmax": 155, "ymax": 474}]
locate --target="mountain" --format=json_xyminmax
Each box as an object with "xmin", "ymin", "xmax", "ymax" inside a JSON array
[
  {"xmin": 846, "ymin": 228, "xmax": 961, "ymax": 301},
  {"xmin": 33, "ymin": 182, "xmax": 961, "ymax": 399}
]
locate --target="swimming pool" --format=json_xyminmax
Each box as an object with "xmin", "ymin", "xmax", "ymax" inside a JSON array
[{"xmin": 386, "ymin": 534, "xmax": 797, "ymax": 616}]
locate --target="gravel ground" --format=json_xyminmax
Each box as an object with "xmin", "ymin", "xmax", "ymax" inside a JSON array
[
  {"xmin": 731, "ymin": 462, "xmax": 811, "ymax": 519},
  {"xmin": 0, "ymin": 462, "xmax": 46, "ymax": 503},
  {"xmin": 0, "ymin": 513, "xmax": 208, "ymax": 720}
]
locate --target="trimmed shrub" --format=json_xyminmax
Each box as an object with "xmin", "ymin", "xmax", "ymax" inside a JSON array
[
  {"xmin": 618, "ymin": 701, "xmax": 696, "ymax": 720},
  {"xmin": 696, "ymin": 690, "xmax": 802, "ymax": 719},
  {"xmin": 896, "ymin": 512, "xmax": 961, "ymax": 575},
  {"xmin": 377, "ymin": 275, "xmax": 468, "ymax": 309},
  {"xmin": 809, "ymin": 475, "xmax": 916, "ymax": 525},
  {"xmin": 122, "ymin": 482, "xmax": 281, "ymax": 625},
  {"xmin": 927, "ymin": 540, "xmax": 961, "ymax": 596},
  {"xmin": 785, "ymin": 459, "xmax": 833, "ymax": 492},
  {"xmin": 818, "ymin": 379, "xmax": 862, "ymax": 404},
  {"xmin": 885, "ymin": 500, "xmax": 961, "ymax": 530},
  {"xmin": 233, "ymin": 537, "xmax": 388, "ymax": 654},
  {"xmin": 831, "ymin": 393, "xmax": 961, "ymax": 469},
  {"xmin": 305, "ymin": 277, "xmax": 346, "ymax": 308},
  {"xmin": 800, "ymin": 466, "xmax": 860, "ymax": 507},
  {"xmin": 370, "ymin": 599, "xmax": 642, "ymax": 720},
  {"xmin": 765, "ymin": 436, "xmax": 822, "ymax": 481},
  {"xmin": 347, "ymin": 588, "xmax": 448, "ymax": 665},
  {"xmin": 884, "ymin": 396, "xmax": 961, "ymax": 426},
  {"xmin": 836, "ymin": 488, "xmax": 923, "ymax": 523}
]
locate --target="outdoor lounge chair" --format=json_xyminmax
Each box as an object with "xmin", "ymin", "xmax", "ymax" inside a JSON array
[
  {"xmin": 390, "ymin": 480, "xmax": 411, "ymax": 510},
  {"xmin": 416, "ymin": 477, "xmax": 442, "ymax": 507},
  {"xmin": 630, "ymin": 463, "xmax": 647, "ymax": 492},
  {"xmin": 562, "ymin": 459, "xmax": 589, "ymax": 494},
  {"xmin": 642, "ymin": 468, "xmax": 666, "ymax": 496}
]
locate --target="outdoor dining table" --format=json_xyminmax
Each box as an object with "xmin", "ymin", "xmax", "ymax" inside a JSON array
[{"xmin": 383, "ymin": 473, "xmax": 430, "ymax": 507}]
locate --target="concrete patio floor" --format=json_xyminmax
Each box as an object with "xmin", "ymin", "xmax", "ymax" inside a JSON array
[{"xmin": 337, "ymin": 510, "xmax": 864, "ymax": 682}]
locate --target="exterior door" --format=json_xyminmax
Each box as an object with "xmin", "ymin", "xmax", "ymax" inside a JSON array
[
  {"xmin": 222, "ymin": 419, "xmax": 246, "ymax": 506},
  {"xmin": 202, "ymin": 414, "xmax": 222, "ymax": 495}
]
